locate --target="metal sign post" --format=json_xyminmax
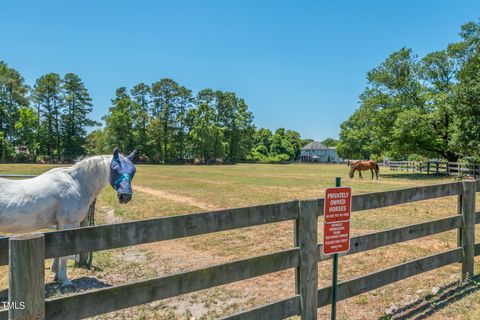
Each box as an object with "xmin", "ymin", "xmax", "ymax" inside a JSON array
[{"xmin": 323, "ymin": 177, "xmax": 352, "ymax": 320}]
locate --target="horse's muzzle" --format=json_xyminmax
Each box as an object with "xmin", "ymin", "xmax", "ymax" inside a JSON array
[{"xmin": 118, "ymin": 193, "xmax": 132, "ymax": 204}]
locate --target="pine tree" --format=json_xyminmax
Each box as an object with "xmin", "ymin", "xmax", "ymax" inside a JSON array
[
  {"xmin": 103, "ymin": 87, "xmax": 135, "ymax": 153},
  {"xmin": 32, "ymin": 73, "xmax": 62, "ymax": 163},
  {"xmin": 130, "ymin": 83, "xmax": 151, "ymax": 160},
  {"xmin": 150, "ymin": 78, "xmax": 182, "ymax": 162},
  {"xmin": 61, "ymin": 73, "xmax": 97, "ymax": 160}
]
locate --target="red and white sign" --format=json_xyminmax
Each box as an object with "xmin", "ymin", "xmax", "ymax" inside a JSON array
[
  {"xmin": 323, "ymin": 221, "xmax": 350, "ymax": 255},
  {"xmin": 324, "ymin": 187, "xmax": 352, "ymax": 223},
  {"xmin": 323, "ymin": 187, "xmax": 352, "ymax": 255}
]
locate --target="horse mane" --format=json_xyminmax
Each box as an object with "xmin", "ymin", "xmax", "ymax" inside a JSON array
[{"xmin": 66, "ymin": 155, "xmax": 112, "ymax": 185}]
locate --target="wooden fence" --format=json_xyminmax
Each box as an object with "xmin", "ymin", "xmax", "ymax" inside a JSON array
[
  {"xmin": 389, "ymin": 161, "xmax": 480, "ymax": 177},
  {"xmin": 0, "ymin": 180, "xmax": 479, "ymax": 319}
]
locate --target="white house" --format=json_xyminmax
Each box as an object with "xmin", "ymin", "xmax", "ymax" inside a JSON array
[{"xmin": 299, "ymin": 141, "xmax": 340, "ymax": 163}]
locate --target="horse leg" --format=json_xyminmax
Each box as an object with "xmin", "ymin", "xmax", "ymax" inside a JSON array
[
  {"xmin": 371, "ymin": 169, "xmax": 374, "ymax": 179},
  {"xmin": 57, "ymin": 222, "xmax": 78, "ymax": 287},
  {"xmin": 50, "ymin": 224, "xmax": 59, "ymax": 280},
  {"xmin": 359, "ymin": 170, "xmax": 363, "ymax": 179},
  {"xmin": 51, "ymin": 258, "xmax": 59, "ymax": 281}
]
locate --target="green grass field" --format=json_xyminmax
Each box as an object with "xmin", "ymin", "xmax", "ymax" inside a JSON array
[{"xmin": 1, "ymin": 163, "xmax": 480, "ymax": 319}]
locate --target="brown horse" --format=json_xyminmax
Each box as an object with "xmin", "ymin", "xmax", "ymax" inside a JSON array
[
  {"xmin": 347, "ymin": 160, "xmax": 362, "ymax": 178},
  {"xmin": 346, "ymin": 159, "xmax": 360, "ymax": 167},
  {"xmin": 349, "ymin": 160, "xmax": 379, "ymax": 179}
]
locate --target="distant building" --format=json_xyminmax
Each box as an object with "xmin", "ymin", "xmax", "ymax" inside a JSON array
[{"xmin": 299, "ymin": 141, "xmax": 340, "ymax": 163}]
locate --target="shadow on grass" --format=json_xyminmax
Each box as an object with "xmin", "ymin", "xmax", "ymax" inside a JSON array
[
  {"xmin": 0, "ymin": 276, "xmax": 112, "ymax": 303},
  {"xmin": 382, "ymin": 276, "xmax": 480, "ymax": 319},
  {"xmin": 380, "ymin": 172, "xmax": 450, "ymax": 181}
]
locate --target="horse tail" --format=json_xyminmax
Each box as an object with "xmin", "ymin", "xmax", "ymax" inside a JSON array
[{"xmin": 375, "ymin": 162, "xmax": 379, "ymax": 173}]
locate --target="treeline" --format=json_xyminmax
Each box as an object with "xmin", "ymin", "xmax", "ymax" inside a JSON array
[
  {"xmin": 0, "ymin": 62, "xmax": 97, "ymax": 162},
  {"xmin": 87, "ymin": 81, "xmax": 255, "ymax": 164},
  {"xmin": 86, "ymin": 80, "xmax": 312, "ymax": 163},
  {"xmin": 337, "ymin": 19, "xmax": 480, "ymax": 162},
  {"xmin": 1, "ymin": 61, "xmax": 312, "ymax": 164}
]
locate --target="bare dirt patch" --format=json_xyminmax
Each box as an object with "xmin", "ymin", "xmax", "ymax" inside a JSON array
[{"xmin": 135, "ymin": 185, "xmax": 220, "ymax": 211}]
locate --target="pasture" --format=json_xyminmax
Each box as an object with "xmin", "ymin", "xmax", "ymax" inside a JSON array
[{"xmin": 1, "ymin": 163, "xmax": 480, "ymax": 319}]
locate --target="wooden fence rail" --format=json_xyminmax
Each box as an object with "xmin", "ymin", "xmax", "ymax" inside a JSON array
[
  {"xmin": 0, "ymin": 180, "xmax": 478, "ymax": 320},
  {"xmin": 389, "ymin": 161, "xmax": 480, "ymax": 177}
]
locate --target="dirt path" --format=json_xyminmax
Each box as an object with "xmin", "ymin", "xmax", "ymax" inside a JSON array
[
  {"xmin": 134, "ymin": 185, "xmax": 221, "ymax": 210},
  {"xmin": 148, "ymin": 174, "xmax": 227, "ymax": 185}
]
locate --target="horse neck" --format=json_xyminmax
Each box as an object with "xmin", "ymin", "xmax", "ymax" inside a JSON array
[
  {"xmin": 70, "ymin": 156, "xmax": 112, "ymax": 200},
  {"xmin": 349, "ymin": 165, "xmax": 356, "ymax": 175}
]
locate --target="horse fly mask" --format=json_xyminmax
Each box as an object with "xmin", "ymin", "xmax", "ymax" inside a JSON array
[{"xmin": 109, "ymin": 148, "xmax": 137, "ymax": 203}]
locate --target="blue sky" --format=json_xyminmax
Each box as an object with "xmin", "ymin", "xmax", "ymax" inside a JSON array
[{"xmin": 1, "ymin": 1, "xmax": 479, "ymax": 141}]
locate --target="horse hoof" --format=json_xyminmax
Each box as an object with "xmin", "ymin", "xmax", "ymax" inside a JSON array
[{"xmin": 60, "ymin": 280, "xmax": 73, "ymax": 288}]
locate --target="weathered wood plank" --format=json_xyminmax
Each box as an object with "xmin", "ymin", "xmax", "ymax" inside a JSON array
[
  {"xmin": 348, "ymin": 182, "xmax": 462, "ymax": 213},
  {"xmin": 0, "ymin": 200, "xmax": 298, "ymax": 265},
  {"xmin": 461, "ymin": 181, "xmax": 476, "ymax": 279},
  {"xmin": 9, "ymin": 234, "xmax": 45, "ymax": 320},
  {"xmin": 45, "ymin": 248, "xmax": 299, "ymax": 320},
  {"xmin": 475, "ymin": 243, "xmax": 480, "ymax": 256},
  {"xmin": 0, "ymin": 237, "xmax": 7, "ymax": 265},
  {"xmin": 220, "ymin": 295, "xmax": 300, "ymax": 320},
  {"xmin": 318, "ymin": 215, "xmax": 461, "ymax": 260},
  {"xmin": 298, "ymin": 199, "xmax": 318, "ymax": 319},
  {"xmin": 318, "ymin": 248, "xmax": 462, "ymax": 307},
  {"xmin": 315, "ymin": 182, "xmax": 462, "ymax": 216},
  {"xmin": 0, "ymin": 310, "xmax": 6, "ymax": 320}
]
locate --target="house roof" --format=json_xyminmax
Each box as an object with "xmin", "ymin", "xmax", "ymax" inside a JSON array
[{"xmin": 301, "ymin": 141, "xmax": 335, "ymax": 150}]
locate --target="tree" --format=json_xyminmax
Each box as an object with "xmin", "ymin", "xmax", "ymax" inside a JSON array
[
  {"xmin": 0, "ymin": 61, "xmax": 29, "ymax": 161},
  {"xmin": 14, "ymin": 107, "xmax": 39, "ymax": 161},
  {"xmin": 32, "ymin": 73, "xmax": 62, "ymax": 163},
  {"xmin": 285, "ymin": 130, "xmax": 303, "ymax": 159},
  {"xmin": 339, "ymin": 47, "xmax": 458, "ymax": 160},
  {"xmin": 269, "ymin": 128, "xmax": 295, "ymax": 160},
  {"xmin": 451, "ymin": 52, "xmax": 480, "ymax": 160},
  {"xmin": 187, "ymin": 89, "xmax": 225, "ymax": 163},
  {"xmin": 247, "ymin": 128, "xmax": 272, "ymax": 161},
  {"xmin": 321, "ymin": 138, "xmax": 339, "ymax": 148},
  {"xmin": 215, "ymin": 91, "xmax": 255, "ymax": 163},
  {"xmin": 103, "ymin": 88, "xmax": 135, "ymax": 153},
  {"xmin": 84, "ymin": 129, "xmax": 108, "ymax": 155},
  {"xmin": 61, "ymin": 73, "xmax": 97, "ymax": 160},
  {"xmin": 130, "ymin": 83, "xmax": 152, "ymax": 159},
  {"xmin": 174, "ymin": 86, "xmax": 193, "ymax": 160},
  {"xmin": 150, "ymin": 78, "xmax": 182, "ymax": 162}
]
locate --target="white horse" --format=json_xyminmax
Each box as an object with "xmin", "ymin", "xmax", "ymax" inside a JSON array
[{"xmin": 0, "ymin": 148, "xmax": 137, "ymax": 286}]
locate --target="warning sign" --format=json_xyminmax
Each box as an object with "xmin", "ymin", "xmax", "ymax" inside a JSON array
[
  {"xmin": 323, "ymin": 221, "xmax": 350, "ymax": 255},
  {"xmin": 324, "ymin": 187, "xmax": 352, "ymax": 223},
  {"xmin": 323, "ymin": 187, "xmax": 352, "ymax": 255}
]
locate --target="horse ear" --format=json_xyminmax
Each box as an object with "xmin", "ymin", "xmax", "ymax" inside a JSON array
[
  {"xmin": 113, "ymin": 147, "xmax": 119, "ymax": 159},
  {"xmin": 127, "ymin": 150, "xmax": 137, "ymax": 162}
]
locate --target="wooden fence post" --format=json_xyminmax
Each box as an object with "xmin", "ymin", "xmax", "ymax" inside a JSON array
[
  {"xmin": 9, "ymin": 234, "xmax": 45, "ymax": 320},
  {"xmin": 461, "ymin": 180, "xmax": 476, "ymax": 280},
  {"xmin": 298, "ymin": 200, "xmax": 318, "ymax": 320},
  {"xmin": 457, "ymin": 193, "xmax": 462, "ymax": 249}
]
